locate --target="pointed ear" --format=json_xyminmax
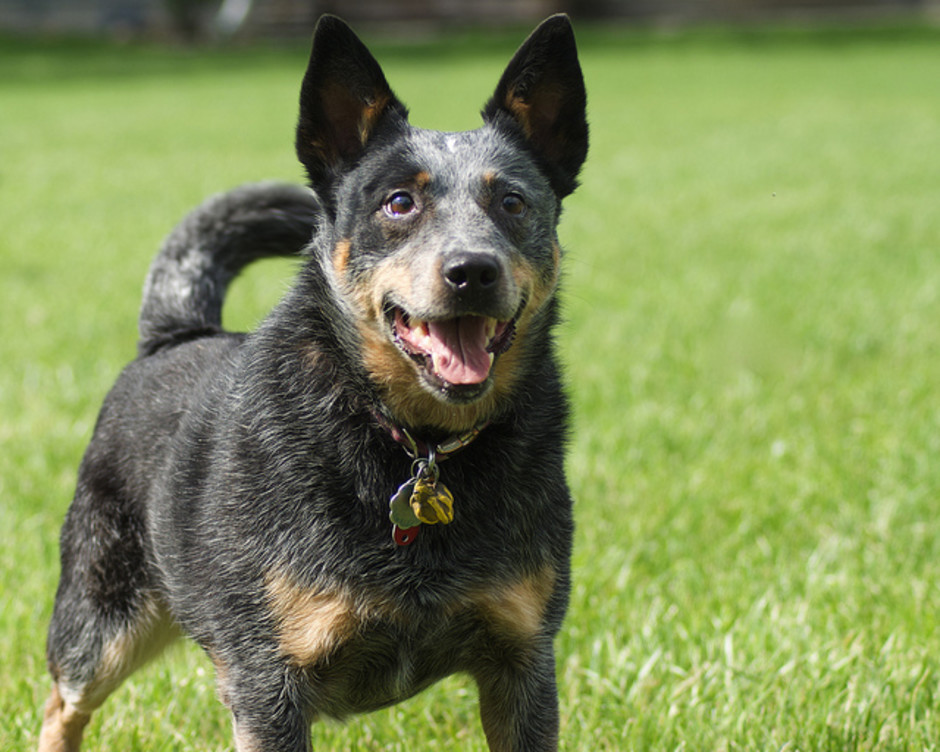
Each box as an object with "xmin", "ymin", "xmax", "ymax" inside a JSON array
[
  {"xmin": 295, "ymin": 15, "xmax": 409, "ymax": 195},
  {"xmin": 483, "ymin": 14, "xmax": 588, "ymax": 198}
]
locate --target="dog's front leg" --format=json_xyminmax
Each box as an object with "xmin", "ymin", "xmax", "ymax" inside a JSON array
[
  {"xmin": 220, "ymin": 665, "xmax": 312, "ymax": 752},
  {"xmin": 228, "ymin": 700, "xmax": 311, "ymax": 752},
  {"xmin": 474, "ymin": 640, "xmax": 560, "ymax": 752}
]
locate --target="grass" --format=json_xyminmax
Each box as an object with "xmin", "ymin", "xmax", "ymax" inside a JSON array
[{"xmin": 3, "ymin": 19, "xmax": 940, "ymax": 751}]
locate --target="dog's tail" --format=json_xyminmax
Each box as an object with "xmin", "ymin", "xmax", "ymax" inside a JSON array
[{"xmin": 137, "ymin": 182, "xmax": 318, "ymax": 356}]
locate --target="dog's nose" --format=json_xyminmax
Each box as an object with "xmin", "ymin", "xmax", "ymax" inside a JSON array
[{"xmin": 442, "ymin": 252, "xmax": 501, "ymax": 294}]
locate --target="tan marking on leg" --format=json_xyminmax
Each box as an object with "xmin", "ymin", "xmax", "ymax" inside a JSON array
[
  {"xmin": 37, "ymin": 684, "xmax": 91, "ymax": 752},
  {"xmin": 233, "ymin": 720, "xmax": 263, "ymax": 752},
  {"xmin": 472, "ymin": 568, "xmax": 560, "ymax": 752},
  {"xmin": 265, "ymin": 573, "xmax": 360, "ymax": 667},
  {"xmin": 65, "ymin": 599, "xmax": 179, "ymax": 714},
  {"xmin": 40, "ymin": 594, "xmax": 178, "ymax": 752},
  {"xmin": 472, "ymin": 567, "xmax": 557, "ymax": 644},
  {"xmin": 209, "ymin": 650, "xmax": 233, "ymax": 710}
]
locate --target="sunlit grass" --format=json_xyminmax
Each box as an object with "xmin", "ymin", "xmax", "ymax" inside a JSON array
[{"xmin": 3, "ymin": 21, "xmax": 940, "ymax": 750}]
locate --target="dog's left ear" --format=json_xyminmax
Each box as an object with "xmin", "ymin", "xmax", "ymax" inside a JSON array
[
  {"xmin": 483, "ymin": 14, "xmax": 588, "ymax": 198},
  {"xmin": 296, "ymin": 15, "xmax": 409, "ymax": 198}
]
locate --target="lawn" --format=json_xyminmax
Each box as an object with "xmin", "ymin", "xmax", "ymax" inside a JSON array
[{"xmin": 3, "ymin": 19, "xmax": 940, "ymax": 751}]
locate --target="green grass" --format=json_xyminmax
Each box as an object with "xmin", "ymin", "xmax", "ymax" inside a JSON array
[{"xmin": 3, "ymin": 21, "xmax": 940, "ymax": 751}]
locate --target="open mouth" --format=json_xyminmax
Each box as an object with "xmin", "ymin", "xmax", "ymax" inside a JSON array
[{"xmin": 389, "ymin": 306, "xmax": 517, "ymax": 393}]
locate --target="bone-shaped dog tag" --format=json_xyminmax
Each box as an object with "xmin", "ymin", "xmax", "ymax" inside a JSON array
[{"xmin": 389, "ymin": 478, "xmax": 421, "ymax": 529}]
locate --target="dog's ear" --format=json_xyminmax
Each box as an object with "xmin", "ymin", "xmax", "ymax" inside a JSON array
[
  {"xmin": 483, "ymin": 14, "xmax": 588, "ymax": 198},
  {"xmin": 296, "ymin": 15, "xmax": 408, "ymax": 195}
]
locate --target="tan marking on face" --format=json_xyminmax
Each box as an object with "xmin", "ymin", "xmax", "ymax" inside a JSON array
[
  {"xmin": 332, "ymin": 238, "xmax": 351, "ymax": 279},
  {"xmin": 358, "ymin": 323, "xmax": 496, "ymax": 432},
  {"xmin": 347, "ymin": 256, "xmax": 415, "ymax": 323},
  {"xmin": 471, "ymin": 567, "xmax": 557, "ymax": 644},
  {"xmin": 351, "ymin": 256, "xmax": 498, "ymax": 432},
  {"xmin": 266, "ymin": 572, "xmax": 359, "ymax": 667},
  {"xmin": 455, "ymin": 249, "xmax": 557, "ymax": 415},
  {"xmin": 346, "ymin": 254, "xmax": 450, "ymax": 428},
  {"xmin": 350, "ymin": 243, "xmax": 560, "ymax": 432},
  {"xmin": 514, "ymin": 248, "xmax": 560, "ymax": 316},
  {"xmin": 413, "ymin": 171, "xmax": 432, "ymax": 190}
]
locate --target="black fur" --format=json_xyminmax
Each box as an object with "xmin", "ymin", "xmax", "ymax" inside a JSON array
[{"xmin": 40, "ymin": 14, "xmax": 587, "ymax": 752}]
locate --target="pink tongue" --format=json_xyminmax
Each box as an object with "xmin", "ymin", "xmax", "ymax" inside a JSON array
[{"xmin": 427, "ymin": 317, "xmax": 492, "ymax": 385}]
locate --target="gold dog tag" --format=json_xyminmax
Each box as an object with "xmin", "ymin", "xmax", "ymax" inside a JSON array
[{"xmin": 409, "ymin": 477, "xmax": 455, "ymax": 525}]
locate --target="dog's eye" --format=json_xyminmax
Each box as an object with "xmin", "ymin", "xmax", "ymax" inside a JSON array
[
  {"xmin": 501, "ymin": 192, "xmax": 526, "ymax": 217},
  {"xmin": 384, "ymin": 191, "xmax": 417, "ymax": 218}
]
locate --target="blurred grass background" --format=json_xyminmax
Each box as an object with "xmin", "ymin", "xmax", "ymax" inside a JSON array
[{"xmin": 2, "ymin": 20, "xmax": 940, "ymax": 750}]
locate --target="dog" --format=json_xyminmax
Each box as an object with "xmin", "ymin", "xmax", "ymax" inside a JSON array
[{"xmin": 39, "ymin": 13, "xmax": 587, "ymax": 752}]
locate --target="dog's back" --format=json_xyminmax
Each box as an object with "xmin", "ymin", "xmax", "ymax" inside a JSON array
[{"xmin": 40, "ymin": 15, "xmax": 586, "ymax": 752}]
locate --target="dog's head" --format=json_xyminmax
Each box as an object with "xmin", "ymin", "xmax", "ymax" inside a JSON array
[{"xmin": 296, "ymin": 15, "xmax": 587, "ymax": 433}]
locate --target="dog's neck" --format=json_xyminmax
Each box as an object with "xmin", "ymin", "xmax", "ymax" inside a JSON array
[{"xmin": 372, "ymin": 409, "xmax": 488, "ymax": 461}]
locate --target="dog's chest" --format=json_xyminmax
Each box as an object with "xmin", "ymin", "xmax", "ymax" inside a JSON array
[{"xmin": 265, "ymin": 567, "xmax": 555, "ymax": 716}]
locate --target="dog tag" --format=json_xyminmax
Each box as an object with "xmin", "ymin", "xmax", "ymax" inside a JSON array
[
  {"xmin": 409, "ymin": 477, "xmax": 455, "ymax": 525},
  {"xmin": 393, "ymin": 524, "xmax": 420, "ymax": 546},
  {"xmin": 389, "ymin": 478, "xmax": 421, "ymax": 529}
]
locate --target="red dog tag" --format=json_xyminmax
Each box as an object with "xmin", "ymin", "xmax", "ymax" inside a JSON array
[{"xmin": 393, "ymin": 524, "xmax": 420, "ymax": 546}]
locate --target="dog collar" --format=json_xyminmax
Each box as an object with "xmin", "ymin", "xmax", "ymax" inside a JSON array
[
  {"xmin": 374, "ymin": 412, "xmax": 488, "ymax": 546},
  {"xmin": 372, "ymin": 409, "xmax": 486, "ymax": 458}
]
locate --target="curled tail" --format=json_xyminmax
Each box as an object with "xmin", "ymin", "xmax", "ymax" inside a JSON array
[{"xmin": 138, "ymin": 182, "xmax": 318, "ymax": 356}]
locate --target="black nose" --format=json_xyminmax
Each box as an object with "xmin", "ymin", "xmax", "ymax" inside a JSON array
[{"xmin": 442, "ymin": 252, "xmax": 501, "ymax": 294}]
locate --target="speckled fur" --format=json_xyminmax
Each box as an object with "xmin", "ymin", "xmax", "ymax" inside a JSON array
[{"xmin": 40, "ymin": 14, "xmax": 587, "ymax": 752}]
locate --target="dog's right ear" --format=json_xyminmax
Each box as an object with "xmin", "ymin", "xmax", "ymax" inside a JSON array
[{"xmin": 296, "ymin": 16, "xmax": 408, "ymax": 197}]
